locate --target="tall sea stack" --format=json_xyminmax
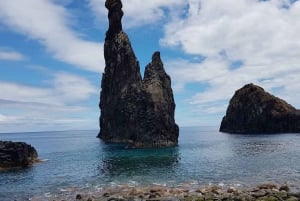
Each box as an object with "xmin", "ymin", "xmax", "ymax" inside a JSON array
[{"xmin": 98, "ymin": 0, "xmax": 179, "ymax": 147}]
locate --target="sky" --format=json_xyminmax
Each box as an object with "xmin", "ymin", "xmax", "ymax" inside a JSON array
[{"xmin": 0, "ymin": 0, "xmax": 300, "ymax": 133}]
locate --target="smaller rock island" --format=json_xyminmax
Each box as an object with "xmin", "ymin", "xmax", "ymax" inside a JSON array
[
  {"xmin": 0, "ymin": 141, "xmax": 38, "ymax": 170},
  {"xmin": 220, "ymin": 83, "xmax": 300, "ymax": 134}
]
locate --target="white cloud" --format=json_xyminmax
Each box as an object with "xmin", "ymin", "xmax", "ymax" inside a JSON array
[
  {"xmin": 0, "ymin": 71, "xmax": 98, "ymax": 132},
  {"xmin": 0, "ymin": 0, "xmax": 104, "ymax": 72},
  {"xmin": 0, "ymin": 112, "xmax": 98, "ymax": 133},
  {"xmin": 0, "ymin": 50, "xmax": 27, "ymax": 61},
  {"xmin": 52, "ymin": 72, "xmax": 98, "ymax": 103},
  {"xmin": 166, "ymin": 57, "xmax": 229, "ymax": 89},
  {"xmin": 89, "ymin": 0, "xmax": 187, "ymax": 28},
  {"xmin": 161, "ymin": 0, "xmax": 300, "ymax": 122},
  {"xmin": 162, "ymin": 0, "xmax": 300, "ymax": 63},
  {"xmin": 0, "ymin": 72, "xmax": 97, "ymax": 106},
  {"xmin": 0, "ymin": 114, "xmax": 13, "ymax": 123}
]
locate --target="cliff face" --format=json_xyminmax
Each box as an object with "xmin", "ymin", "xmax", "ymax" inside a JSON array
[
  {"xmin": 220, "ymin": 83, "xmax": 300, "ymax": 134},
  {"xmin": 98, "ymin": 0, "xmax": 179, "ymax": 147},
  {"xmin": 0, "ymin": 141, "xmax": 38, "ymax": 169}
]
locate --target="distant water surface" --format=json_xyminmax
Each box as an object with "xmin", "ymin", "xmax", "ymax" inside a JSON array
[{"xmin": 1, "ymin": 127, "xmax": 300, "ymax": 200}]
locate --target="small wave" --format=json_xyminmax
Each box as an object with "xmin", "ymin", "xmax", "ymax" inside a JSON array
[
  {"xmin": 94, "ymin": 185, "xmax": 103, "ymax": 191},
  {"xmin": 39, "ymin": 159, "xmax": 49, "ymax": 162},
  {"xmin": 128, "ymin": 180, "xmax": 139, "ymax": 187},
  {"xmin": 109, "ymin": 182, "xmax": 117, "ymax": 187},
  {"xmin": 152, "ymin": 182, "xmax": 167, "ymax": 186},
  {"xmin": 60, "ymin": 188, "xmax": 68, "ymax": 192},
  {"xmin": 218, "ymin": 183, "xmax": 225, "ymax": 187},
  {"xmin": 44, "ymin": 192, "xmax": 51, "ymax": 198}
]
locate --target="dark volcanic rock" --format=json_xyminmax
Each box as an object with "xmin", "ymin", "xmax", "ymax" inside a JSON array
[
  {"xmin": 105, "ymin": 0, "xmax": 123, "ymax": 40},
  {"xmin": 220, "ymin": 83, "xmax": 300, "ymax": 134},
  {"xmin": 98, "ymin": 0, "xmax": 179, "ymax": 147},
  {"xmin": 0, "ymin": 141, "xmax": 38, "ymax": 169},
  {"xmin": 140, "ymin": 52, "xmax": 179, "ymax": 147}
]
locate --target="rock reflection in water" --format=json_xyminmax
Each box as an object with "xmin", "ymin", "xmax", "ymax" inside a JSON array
[
  {"xmin": 97, "ymin": 143, "xmax": 180, "ymax": 182},
  {"xmin": 241, "ymin": 141, "xmax": 285, "ymax": 156}
]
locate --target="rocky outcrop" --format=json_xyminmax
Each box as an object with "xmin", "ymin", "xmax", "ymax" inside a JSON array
[
  {"xmin": 105, "ymin": 0, "xmax": 123, "ymax": 40},
  {"xmin": 98, "ymin": 0, "xmax": 179, "ymax": 147},
  {"xmin": 0, "ymin": 141, "xmax": 38, "ymax": 169},
  {"xmin": 140, "ymin": 52, "xmax": 179, "ymax": 147},
  {"xmin": 220, "ymin": 83, "xmax": 300, "ymax": 134}
]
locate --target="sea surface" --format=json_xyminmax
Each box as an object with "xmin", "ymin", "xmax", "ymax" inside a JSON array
[{"xmin": 1, "ymin": 127, "xmax": 300, "ymax": 200}]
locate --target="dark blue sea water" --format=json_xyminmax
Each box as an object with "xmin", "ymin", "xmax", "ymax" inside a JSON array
[{"xmin": 1, "ymin": 127, "xmax": 300, "ymax": 200}]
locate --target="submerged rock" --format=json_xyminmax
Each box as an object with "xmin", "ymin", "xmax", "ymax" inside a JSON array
[
  {"xmin": 98, "ymin": 0, "xmax": 179, "ymax": 147},
  {"xmin": 220, "ymin": 83, "xmax": 300, "ymax": 134},
  {"xmin": 0, "ymin": 141, "xmax": 38, "ymax": 169}
]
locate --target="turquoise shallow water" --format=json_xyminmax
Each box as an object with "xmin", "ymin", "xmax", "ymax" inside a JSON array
[{"xmin": 1, "ymin": 127, "xmax": 300, "ymax": 200}]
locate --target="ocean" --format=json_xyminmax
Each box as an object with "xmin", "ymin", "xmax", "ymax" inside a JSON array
[{"xmin": 1, "ymin": 127, "xmax": 300, "ymax": 200}]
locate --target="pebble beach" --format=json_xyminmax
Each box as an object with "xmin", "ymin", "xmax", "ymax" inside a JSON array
[{"xmin": 30, "ymin": 183, "xmax": 300, "ymax": 201}]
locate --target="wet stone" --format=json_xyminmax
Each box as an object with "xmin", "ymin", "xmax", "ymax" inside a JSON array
[
  {"xmin": 286, "ymin": 196, "xmax": 299, "ymax": 201},
  {"xmin": 227, "ymin": 187, "xmax": 238, "ymax": 194},
  {"xmin": 103, "ymin": 193, "xmax": 110, "ymax": 197},
  {"xmin": 251, "ymin": 190, "xmax": 267, "ymax": 198},
  {"xmin": 76, "ymin": 194, "xmax": 82, "ymax": 200},
  {"xmin": 256, "ymin": 195, "xmax": 279, "ymax": 201},
  {"xmin": 258, "ymin": 184, "xmax": 278, "ymax": 190},
  {"xmin": 279, "ymin": 185, "xmax": 290, "ymax": 192}
]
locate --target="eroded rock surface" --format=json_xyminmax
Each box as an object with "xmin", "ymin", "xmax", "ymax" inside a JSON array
[
  {"xmin": 220, "ymin": 83, "xmax": 300, "ymax": 134},
  {"xmin": 98, "ymin": 0, "xmax": 178, "ymax": 147},
  {"xmin": 0, "ymin": 141, "xmax": 38, "ymax": 169}
]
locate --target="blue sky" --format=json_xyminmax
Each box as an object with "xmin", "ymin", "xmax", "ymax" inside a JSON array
[{"xmin": 0, "ymin": 0, "xmax": 300, "ymax": 133}]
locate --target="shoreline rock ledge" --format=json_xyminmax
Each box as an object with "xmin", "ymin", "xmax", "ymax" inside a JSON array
[
  {"xmin": 220, "ymin": 83, "xmax": 300, "ymax": 134},
  {"xmin": 0, "ymin": 141, "xmax": 38, "ymax": 170},
  {"xmin": 98, "ymin": 0, "xmax": 179, "ymax": 147}
]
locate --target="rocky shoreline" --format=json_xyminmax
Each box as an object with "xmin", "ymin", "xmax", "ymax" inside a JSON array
[{"xmin": 31, "ymin": 183, "xmax": 300, "ymax": 201}]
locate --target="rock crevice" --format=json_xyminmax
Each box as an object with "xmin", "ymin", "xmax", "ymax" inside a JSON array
[{"xmin": 98, "ymin": 0, "xmax": 179, "ymax": 147}]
